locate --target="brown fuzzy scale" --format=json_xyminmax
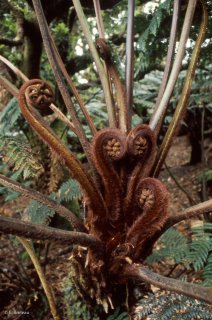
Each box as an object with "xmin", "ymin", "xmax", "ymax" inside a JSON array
[
  {"xmin": 18, "ymin": 79, "xmax": 107, "ymax": 228},
  {"xmin": 124, "ymin": 125, "xmax": 156, "ymax": 217},
  {"xmin": 126, "ymin": 178, "xmax": 169, "ymax": 260},
  {"xmin": 91, "ymin": 128, "xmax": 127, "ymax": 229}
]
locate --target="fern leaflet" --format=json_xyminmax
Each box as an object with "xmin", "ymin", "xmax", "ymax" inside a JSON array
[{"xmin": 0, "ymin": 135, "xmax": 44, "ymax": 179}]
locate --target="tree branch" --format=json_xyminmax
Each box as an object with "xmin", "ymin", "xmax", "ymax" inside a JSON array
[
  {"xmin": 0, "ymin": 215, "xmax": 103, "ymax": 251},
  {"xmin": 123, "ymin": 264, "xmax": 212, "ymax": 305}
]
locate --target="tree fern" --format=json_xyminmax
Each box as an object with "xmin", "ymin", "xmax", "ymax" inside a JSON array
[
  {"xmin": 134, "ymin": 71, "xmax": 162, "ymax": 120},
  {"xmin": 132, "ymin": 292, "xmax": 212, "ymax": 320},
  {"xmin": 138, "ymin": 0, "xmax": 173, "ymax": 53},
  {"xmin": 202, "ymin": 253, "xmax": 212, "ymax": 287},
  {"xmin": 147, "ymin": 223, "xmax": 212, "ymax": 286},
  {"xmin": 0, "ymin": 135, "xmax": 44, "ymax": 179}
]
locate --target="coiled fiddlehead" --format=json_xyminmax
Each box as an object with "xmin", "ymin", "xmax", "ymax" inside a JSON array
[
  {"xmin": 25, "ymin": 81, "xmax": 53, "ymax": 109},
  {"xmin": 18, "ymin": 79, "xmax": 107, "ymax": 229},
  {"xmin": 92, "ymin": 128, "xmax": 127, "ymax": 228},
  {"xmin": 126, "ymin": 178, "xmax": 169, "ymax": 260},
  {"xmin": 124, "ymin": 125, "xmax": 156, "ymax": 216}
]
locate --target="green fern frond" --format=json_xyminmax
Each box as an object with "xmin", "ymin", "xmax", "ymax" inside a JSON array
[
  {"xmin": 22, "ymin": 200, "xmax": 55, "ymax": 225},
  {"xmin": 185, "ymin": 239, "xmax": 211, "ymax": 272},
  {"xmin": 147, "ymin": 224, "xmax": 212, "ymax": 286},
  {"xmin": 184, "ymin": 223, "xmax": 212, "ymax": 272},
  {"xmin": 146, "ymin": 227, "xmax": 189, "ymax": 264},
  {"xmin": 58, "ymin": 179, "xmax": 81, "ymax": 202},
  {"xmin": 0, "ymin": 97, "xmax": 21, "ymax": 133},
  {"xmin": 202, "ymin": 253, "xmax": 212, "ymax": 287},
  {"xmin": 106, "ymin": 308, "xmax": 129, "ymax": 320},
  {"xmin": 133, "ymin": 292, "xmax": 212, "ymax": 320},
  {"xmin": 0, "ymin": 135, "xmax": 44, "ymax": 179},
  {"xmin": 138, "ymin": 0, "xmax": 172, "ymax": 53}
]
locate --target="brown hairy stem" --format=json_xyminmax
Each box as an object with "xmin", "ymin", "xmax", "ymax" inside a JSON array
[
  {"xmin": 18, "ymin": 79, "xmax": 107, "ymax": 220},
  {"xmin": 0, "ymin": 215, "xmax": 103, "ymax": 250},
  {"xmin": 164, "ymin": 199, "xmax": 212, "ymax": 231},
  {"xmin": 0, "ymin": 174, "xmax": 86, "ymax": 232},
  {"xmin": 122, "ymin": 264, "xmax": 212, "ymax": 305}
]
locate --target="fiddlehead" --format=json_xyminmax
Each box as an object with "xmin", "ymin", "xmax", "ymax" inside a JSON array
[
  {"xmin": 18, "ymin": 79, "xmax": 107, "ymax": 225},
  {"xmin": 25, "ymin": 80, "xmax": 53, "ymax": 109},
  {"xmin": 124, "ymin": 125, "xmax": 156, "ymax": 215},
  {"xmin": 92, "ymin": 128, "xmax": 127, "ymax": 226},
  {"xmin": 127, "ymin": 124, "xmax": 155, "ymax": 160},
  {"xmin": 125, "ymin": 178, "xmax": 169, "ymax": 260}
]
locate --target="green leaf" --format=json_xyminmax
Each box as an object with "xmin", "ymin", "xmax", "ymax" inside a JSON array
[
  {"xmin": 23, "ymin": 200, "xmax": 55, "ymax": 225},
  {"xmin": 58, "ymin": 179, "xmax": 81, "ymax": 202}
]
